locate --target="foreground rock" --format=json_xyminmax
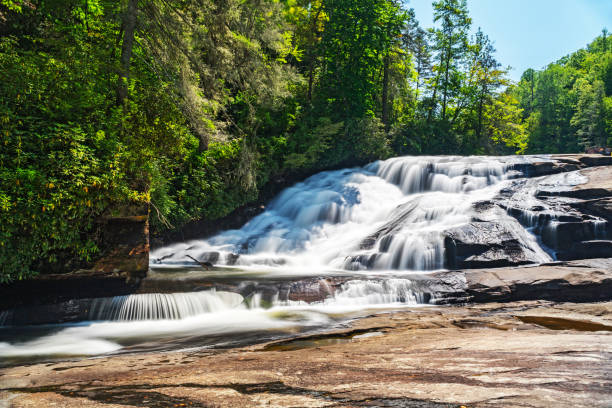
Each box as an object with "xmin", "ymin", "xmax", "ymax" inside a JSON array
[
  {"xmin": 2, "ymin": 300, "xmax": 611, "ymax": 407},
  {"xmin": 2, "ymin": 259, "xmax": 611, "ymax": 326},
  {"xmin": 431, "ymin": 258, "xmax": 612, "ymax": 304}
]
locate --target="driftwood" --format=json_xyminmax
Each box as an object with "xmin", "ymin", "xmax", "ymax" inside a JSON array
[{"xmin": 186, "ymin": 255, "xmax": 213, "ymax": 270}]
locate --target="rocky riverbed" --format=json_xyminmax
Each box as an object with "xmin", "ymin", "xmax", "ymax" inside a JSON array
[
  {"xmin": 2, "ymin": 297, "xmax": 611, "ymax": 407},
  {"xmin": 1, "ymin": 263, "xmax": 611, "ymax": 407},
  {"xmin": 2, "ymin": 154, "xmax": 612, "ymax": 407}
]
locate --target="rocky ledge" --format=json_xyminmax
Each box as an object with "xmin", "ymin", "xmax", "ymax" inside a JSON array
[
  {"xmin": 2, "ymin": 258, "xmax": 610, "ymax": 326},
  {"xmin": 442, "ymin": 158, "xmax": 612, "ymax": 270},
  {"xmin": 430, "ymin": 258, "xmax": 612, "ymax": 304},
  {"xmin": 2, "ymin": 300, "xmax": 611, "ymax": 407}
]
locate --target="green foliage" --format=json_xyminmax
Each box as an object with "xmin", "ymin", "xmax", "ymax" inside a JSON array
[
  {"xmin": 315, "ymin": 0, "xmax": 407, "ymax": 119},
  {"xmin": 2, "ymin": 0, "xmax": 608, "ymax": 282},
  {"xmin": 571, "ymin": 79, "xmax": 606, "ymax": 148},
  {"xmin": 0, "ymin": 34, "xmax": 128, "ymax": 281},
  {"xmin": 483, "ymin": 91, "xmax": 527, "ymax": 154},
  {"xmin": 514, "ymin": 33, "xmax": 612, "ymax": 153}
]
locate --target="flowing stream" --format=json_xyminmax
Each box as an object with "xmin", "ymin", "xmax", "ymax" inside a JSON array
[{"xmin": 1, "ymin": 155, "xmax": 582, "ymax": 363}]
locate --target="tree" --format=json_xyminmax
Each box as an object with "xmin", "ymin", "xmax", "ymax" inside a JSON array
[
  {"xmin": 316, "ymin": 0, "xmax": 406, "ymax": 120},
  {"xmin": 515, "ymin": 68, "xmax": 537, "ymax": 117},
  {"xmin": 470, "ymin": 29, "xmax": 506, "ymax": 142},
  {"xmin": 483, "ymin": 91, "xmax": 527, "ymax": 154},
  {"xmin": 571, "ymin": 79, "xmax": 606, "ymax": 148},
  {"xmin": 138, "ymin": 0, "xmax": 296, "ymax": 152},
  {"xmin": 117, "ymin": 0, "xmax": 138, "ymax": 106},
  {"xmin": 402, "ymin": 10, "xmax": 431, "ymax": 109},
  {"xmin": 429, "ymin": 0, "xmax": 471, "ymax": 121}
]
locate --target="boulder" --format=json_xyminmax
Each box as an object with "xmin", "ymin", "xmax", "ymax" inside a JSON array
[
  {"xmin": 570, "ymin": 198, "xmax": 612, "ymax": 224},
  {"xmin": 443, "ymin": 221, "xmax": 541, "ymax": 269},
  {"xmin": 359, "ymin": 201, "xmax": 417, "ymax": 250},
  {"xmin": 432, "ymin": 258, "xmax": 612, "ymax": 304},
  {"xmin": 510, "ymin": 161, "xmax": 581, "ymax": 178},
  {"xmin": 557, "ymin": 240, "xmax": 612, "ymax": 261},
  {"xmin": 541, "ymin": 222, "xmax": 600, "ymax": 250},
  {"xmin": 196, "ymin": 251, "xmax": 220, "ymax": 264},
  {"xmin": 578, "ymin": 154, "xmax": 612, "ymax": 167}
]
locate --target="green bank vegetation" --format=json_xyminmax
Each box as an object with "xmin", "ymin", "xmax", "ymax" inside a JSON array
[{"xmin": 0, "ymin": 0, "xmax": 610, "ymax": 281}]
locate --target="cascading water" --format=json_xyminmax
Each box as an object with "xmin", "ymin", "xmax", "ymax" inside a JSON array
[
  {"xmin": 88, "ymin": 290, "xmax": 244, "ymax": 321},
  {"xmin": 2, "ymin": 155, "xmax": 577, "ymax": 362},
  {"xmin": 152, "ymin": 156, "xmax": 540, "ymax": 272},
  {"xmin": 0, "ymin": 279, "xmax": 425, "ymax": 360}
]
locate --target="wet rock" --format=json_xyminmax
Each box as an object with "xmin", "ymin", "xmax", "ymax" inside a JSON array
[
  {"xmin": 0, "ymin": 273, "xmax": 141, "ymax": 312},
  {"xmin": 196, "ymin": 251, "xmax": 220, "ymax": 264},
  {"xmin": 510, "ymin": 161, "xmax": 580, "ymax": 178},
  {"xmin": 430, "ymin": 258, "xmax": 612, "ymax": 304},
  {"xmin": 571, "ymin": 198, "xmax": 612, "ymax": 224},
  {"xmin": 578, "ymin": 154, "xmax": 612, "ymax": 167},
  {"xmin": 537, "ymin": 187, "xmax": 612, "ymax": 199},
  {"xmin": 507, "ymin": 155, "xmax": 611, "ymax": 180},
  {"xmin": 287, "ymin": 279, "xmax": 341, "ymax": 303},
  {"xmin": 541, "ymin": 222, "xmax": 601, "ymax": 250},
  {"xmin": 359, "ymin": 201, "xmax": 417, "ymax": 250},
  {"xmin": 557, "ymin": 240, "xmax": 612, "ymax": 261},
  {"xmin": 1, "ymin": 298, "xmax": 94, "ymax": 326},
  {"xmin": 501, "ymin": 164, "xmax": 611, "ymax": 264},
  {"xmin": 443, "ymin": 221, "xmax": 540, "ymax": 269},
  {"xmin": 343, "ymin": 254, "xmax": 379, "ymax": 270},
  {"xmin": 226, "ymin": 253, "xmax": 240, "ymax": 265},
  {"xmin": 4, "ymin": 300, "xmax": 612, "ymax": 408}
]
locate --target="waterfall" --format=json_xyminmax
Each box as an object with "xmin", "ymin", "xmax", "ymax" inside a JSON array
[
  {"xmin": 88, "ymin": 290, "xmax": 244, "ymax": 321},
  {"xmin": 4, "ymin": 154, "xmax": 588, "ymax": 361},
  {"xmin": 152, "ymin": 155, "xmax": 534, "ymax": 272},
  {"xmin": 321, "ymin": 278, "xmax": 429, "ymax": 306}
]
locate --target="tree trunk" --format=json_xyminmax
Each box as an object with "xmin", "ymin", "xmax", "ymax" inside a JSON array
[
  {"xmin": 441, "ymin": 45, "xmax": 451, "ymax": 121},
  {"xmin": 198, "ymin": 135, "xmax": 209, "ymax": 152},
  {"xmin": 427, "ymin": 74, "xmax": 439, "ymax": 124},
  {"xmin": 476, "ymin": 95, "xmax": 484, "ymax": 141},
  {"xmin": 117, "ymin": 0, "xmax": 138, "ymax": 106},
  {"xmin": 307, "ymin": 62, "xmax": 315, "ymax": 102},
  {"xmin": 307, "ymin": 5, "xmax": 323, "ymax": 103},
  {"xmin": 381, "ymin": 53, "xmax": 390, "ymax": 131},
  {"xmin": 415, "ymin": 55, "xmax": 421, "ymax": 102}
]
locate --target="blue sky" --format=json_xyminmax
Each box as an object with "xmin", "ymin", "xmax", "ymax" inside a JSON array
[{"xmin": 407, "ymin": 0, "xmax": 612, "ymax": 81}]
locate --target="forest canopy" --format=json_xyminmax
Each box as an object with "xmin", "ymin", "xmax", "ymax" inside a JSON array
[{"xmin": 0, "ymin": 0, "xmax": 610, "ymax": 281}]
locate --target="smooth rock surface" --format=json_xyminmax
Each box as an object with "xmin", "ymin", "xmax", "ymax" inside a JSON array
[{"xmin": 2, "ymin": 301, "xmax": 611, "ymax": 407}]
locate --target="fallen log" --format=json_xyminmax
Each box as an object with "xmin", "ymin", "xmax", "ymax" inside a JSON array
[{"xmin": 186, "ymin": 255, "xmax": 213, "ymax": 270}]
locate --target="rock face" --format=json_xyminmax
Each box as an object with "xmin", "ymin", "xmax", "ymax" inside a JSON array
[
  {"xmin": 0, "ymin": 205, "xmax": 150, "ymax": 314},
  {"xmin": 3, "ymin": 259, "xmax": 611, "ymax": 326},
  {"xmin": 499, "ymin": 165, "xmax": 612, "ymax": 262},
  {"xmin": 93, "ymin": 209, "xmax": 150, "ymax": 278},
  {"xmin": 431, "ymin": 258, "xmax": 612, "ymax": 304},
  {"xmin": 509, "ymin": 154, "xmax": 612, "ymax": 177},
  {"xmin": 0, "ymin": 273, "xmax": 141, "ymax": 324}
]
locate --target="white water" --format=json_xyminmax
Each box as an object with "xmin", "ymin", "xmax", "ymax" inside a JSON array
[
  {"xmin": 1, "ymin": 155, "xmax": 565, "ymax": 361},
  {"xmin": 152, "ymin": 155, "xmax": 545, "ymax": 273},
  {"xmin": 88, "ymin": 290, "xmax": 244, "ymax": 321},
  {"xmin": 0, "ymin": 279, "xmax": 425, "ymax": 359}
]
